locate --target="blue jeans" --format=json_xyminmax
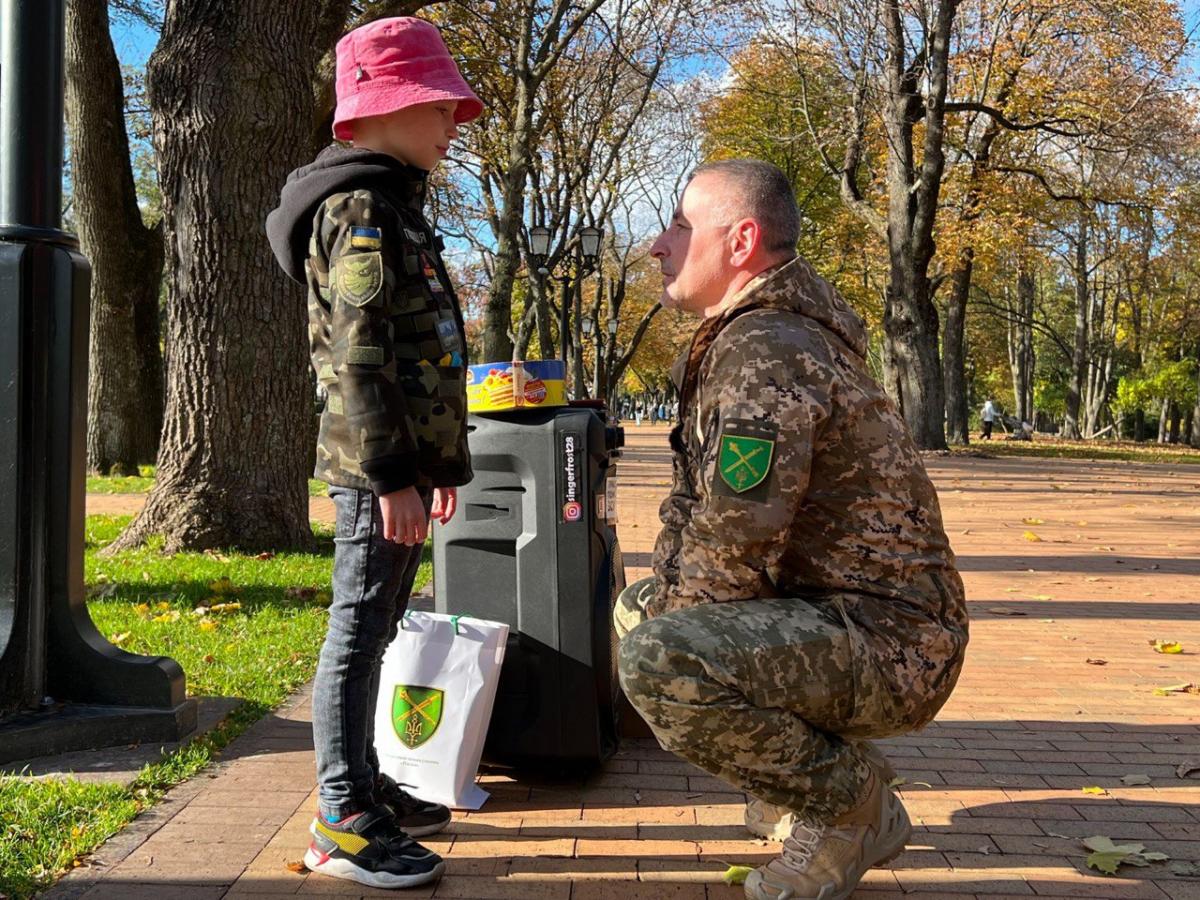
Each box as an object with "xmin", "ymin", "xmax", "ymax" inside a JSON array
[{"xmin": 313, "ymin": 485, "xmax": 431, "ymax": 820}]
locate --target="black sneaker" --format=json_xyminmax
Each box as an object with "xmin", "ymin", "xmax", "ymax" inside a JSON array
[
  {"xmin": 304, "ymin": 804, "xmax": 445, "ymax": 889},
  {"xmin": 375, "ymin": 773, "xmax": 451, "ymax": 837}
]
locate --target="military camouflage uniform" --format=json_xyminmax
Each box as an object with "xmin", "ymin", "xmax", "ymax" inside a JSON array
[
  {"xmin": 305, "ymin": 178, "xmax": 470, "ymax": 494},
  {"xmin": 617, "ymin": 256, "xmax": 968, "ymax": 823}
]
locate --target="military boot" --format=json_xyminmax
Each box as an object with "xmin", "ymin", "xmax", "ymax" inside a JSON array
[
  {"xmin": 743, "ymin": 772, "xmax": 911, "ymax": 900},
  {"xmin": 743, "ymin": 741, "xmax": 897, "ymax": 842}
]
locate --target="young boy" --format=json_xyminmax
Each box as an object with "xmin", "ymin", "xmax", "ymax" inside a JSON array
[{"xmin": 266, "ymin": 17, "xmax": 482, "ymax": 890}]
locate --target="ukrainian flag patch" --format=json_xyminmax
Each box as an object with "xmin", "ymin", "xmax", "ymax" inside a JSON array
[{"xmin": 349, "ymin": 226, "xmax": 382, "ymax": 250}]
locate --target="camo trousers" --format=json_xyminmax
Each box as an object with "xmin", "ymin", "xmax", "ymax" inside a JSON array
[{"xmin": 618, "ymin": 595, "xmax": 914, "ymax": 822}]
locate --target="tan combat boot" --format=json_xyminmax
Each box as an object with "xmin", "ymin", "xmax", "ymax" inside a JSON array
[
  {"xmin": 743, "ymin": 741, "xmax": 897, "ymax": 842},
  {"xmin": 743, "ymin": 772, "xmax": 911, "ymax": 900}
]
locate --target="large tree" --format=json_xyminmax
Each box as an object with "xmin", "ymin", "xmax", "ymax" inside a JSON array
[
  {"xmin": 66, "ymin": 0, "xmax": 164, "ymax": 475},
  {"xmin": 110, "ymin": 0, "xmax": 356, "ymax": 552}
]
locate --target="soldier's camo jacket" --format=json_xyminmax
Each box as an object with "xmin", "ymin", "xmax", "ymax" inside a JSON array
[
  {"xmin": 305, "ymin": 178, "xmax": 471, "ymax": 495},
  {"xmin": 650, "ymin": 256, "xmax": 968, "ymax": 724}
]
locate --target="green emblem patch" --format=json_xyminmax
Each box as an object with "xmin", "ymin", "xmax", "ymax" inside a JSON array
[
  {"xmin": 719, "ymin": 433, "xmax": 774, "ymax": 493},
  {"xmin": 335, "ymin": 251, "xmax": 382, "ymax": 307},
  {"xmin": 392, "ymin": 685, "xmax": 443, "ymax": 749}
]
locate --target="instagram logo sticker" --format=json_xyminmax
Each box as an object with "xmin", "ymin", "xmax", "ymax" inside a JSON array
[{"xmin": 562, "ymin": 501, "xmax": 583, "ymax": 523}]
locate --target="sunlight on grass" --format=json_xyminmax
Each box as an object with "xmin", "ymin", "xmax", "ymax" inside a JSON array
[{"xmin": 0, "ymin": 515, "xmax": 431, "ymax": 899}]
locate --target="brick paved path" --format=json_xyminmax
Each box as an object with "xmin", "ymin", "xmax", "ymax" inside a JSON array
[{"xmin": 56, "ymin": 426, "xmax": 1200, "ymax": 899}]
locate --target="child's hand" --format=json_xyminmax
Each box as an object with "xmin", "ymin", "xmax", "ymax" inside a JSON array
[
  {"xmin": 379, "ymin": 487, "xmax": 429, "ymax": 546},
  {"xmin": 431, "ymin": 487, "xmax": 457, "ymax": 525}
]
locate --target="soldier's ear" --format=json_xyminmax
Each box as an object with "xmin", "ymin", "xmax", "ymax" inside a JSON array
[{"xmin": 728, "ymin": 218, "xmax": 760, "ymax": 267}]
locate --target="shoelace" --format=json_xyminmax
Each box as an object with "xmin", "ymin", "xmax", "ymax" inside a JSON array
[{"xmin": 779, "ymin": 822, "xmax": 826, "ymax": 871}]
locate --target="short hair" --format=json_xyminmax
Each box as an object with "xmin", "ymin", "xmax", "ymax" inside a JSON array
[{"xmin": 689, "ymin": 159, "xmax": 801, "ymax": 255}]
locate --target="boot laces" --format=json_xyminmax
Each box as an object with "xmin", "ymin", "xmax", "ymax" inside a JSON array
[{"xmin": 780, "ymin": 821, "xmax": 826, "ymax": 871}]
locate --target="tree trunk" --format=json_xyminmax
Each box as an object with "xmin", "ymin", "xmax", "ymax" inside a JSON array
[
  {"xmin": 66, "ymin": 0, "xmax": 164, "ymax": 475},
  {"xmin": 1157, "ymin": 400, "xmax": 1169, "ymax": 443},
  {"xmin": 1135, "ymin": 408, "xmax": 1146, "ymax": 442},
  {"xmin": 1063, "ymin": 214, "xmax": 1089, "ymax": 439},
  {"xmin": 1191, "ymin": 361, "xmax": 1200, "ymax": 446},
  {"xmin": 111, "ymin": 0, "xmax": 322, "ymax": 553},
  {"xmin": 943, "ymin": 250, "xmax": 971, "ymax": 444},
  {"xmin": 877, "ymin": 0, "xmax": 956, "ymax": 451},
  {"xmin": 1168, "ymin": 403, "xmax": 1181, "ymax": 443}
]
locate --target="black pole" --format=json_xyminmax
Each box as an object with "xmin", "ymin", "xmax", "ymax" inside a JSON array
[
  {"xmin": 0, "ymin": 0, "xmax": 65, "ymax": 231},
  {"xmin": 0, "ymin": 0, "xmax": 195, "ymax": 757}
]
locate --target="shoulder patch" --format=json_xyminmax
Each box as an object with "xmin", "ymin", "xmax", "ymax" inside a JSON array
[
  {"xmin": 350, "ymin": 226, "xmax": 382, "ymax": 250},
  {"xmin": 334, "ymin": 251, "xmax": 383, "ymax": 307},
  {"xmin": 715, "ymin": 418, "xmax": 778, "ymax": 496}
]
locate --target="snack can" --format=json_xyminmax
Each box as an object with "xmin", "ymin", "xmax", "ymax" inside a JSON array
[{"xmin": 466, "ymin": 359, "xmax": 566, "ymax": 413}]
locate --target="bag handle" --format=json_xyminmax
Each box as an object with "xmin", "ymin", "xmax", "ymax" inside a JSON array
[{"xmin": 398, "ymin": 611, "xmax": 466, "ymax": 635}]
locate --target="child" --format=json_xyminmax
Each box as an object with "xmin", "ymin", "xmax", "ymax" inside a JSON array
[{"xmin": 266, "ymin": 17, "xmax": 482, "ymax": 890}]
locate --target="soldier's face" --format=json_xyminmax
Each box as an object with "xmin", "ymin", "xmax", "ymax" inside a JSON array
[
  {"xmin": 357, "ymin": 101, "xmax": 460, "ymax": 171},
  {"xmin": 649, "ymin": 174, "xmax": 735, "ymax": 316}
]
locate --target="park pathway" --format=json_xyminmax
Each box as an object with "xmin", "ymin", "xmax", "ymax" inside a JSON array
[{"xmin": 55, "ymin": 425, "xmax": 1200, "ymax": 899}]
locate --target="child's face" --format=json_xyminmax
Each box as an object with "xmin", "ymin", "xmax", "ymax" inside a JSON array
[{"xmin": 359, "ymin": 101, "xmax": 461, "ymax": 171}]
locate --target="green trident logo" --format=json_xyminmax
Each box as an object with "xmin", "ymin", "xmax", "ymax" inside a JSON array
[
  {"xmin": 718, "ymin": 434, "xmax": 774, "ymax": 492},
  {"xmin": 392, "ymin": 686, "xmax": 444, "ymax": 749}
]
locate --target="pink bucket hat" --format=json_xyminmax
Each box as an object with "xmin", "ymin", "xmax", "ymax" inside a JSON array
[{"xmin": 333, "ymin": 17, "xmax": 483, "ymax": 141}]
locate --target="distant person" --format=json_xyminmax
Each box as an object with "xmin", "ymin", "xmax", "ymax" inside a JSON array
[
  {"xmin": 614, "ymin": 159, "xmax": 967, "ymax": 900},
  {"xmin": 981, "ymin": 398, "xmax": 997, "ymax": 440},
  {"xmin": 267, "ymin": 16, "xmax": 482, "ymax": 890}
]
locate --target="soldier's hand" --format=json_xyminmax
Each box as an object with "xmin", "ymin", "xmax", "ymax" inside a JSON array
[
  {"xmin": 431, "ymin": 487, "xmax": 457, "ymax": 525},
  {"xmin": 379, "ymin": 487, "xmax": 428, "ymax": 546}
]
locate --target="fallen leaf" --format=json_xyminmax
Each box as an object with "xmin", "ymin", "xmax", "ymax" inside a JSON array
[
  {"xmin": 1153, "ymin": 683, "xmax": 1198, "ymax": 696},
  {"xmin": 1085, "ymin": 659, "xmax": 1108, "ymax": 666},
  {"xmin": 1046, "ymin": 830, "xmax": 1074, "ymax": 839},
  {"xmin": 1120, "ymin": 774, "xmax": 1152, "ymax": 786},
  {"xmin": 1177, "ymin": 761, "xmax": 1200, "ymax": 779},
  {"xmin": 1094, "ymin": 546, "xmax": 1115, "ymax": 552},
  {"xmin": 977, "ymin": 844, "xmax": 991, "ymax": 854},
  {"xmin": 1023, "ymin": 531, "xmax": 1043, "ymax": 542},
  {"xmin": 208, "ymin": 577, "xmax": 236, "ymax": 595},
  {"xmin": 1170, "ymin": 861, "xmax": 1200, "ymax": 877},
  {"xmin": 285, "ymin": 860, "xmax": 309, "ymax": 874},
  {"xmin": 722, "ymin": 865, "xmax": 754, "ymax": 885},
  {"xmin": 155, "ymin": 601, "xmax": 171, "ymax": 611},
  {"xmin": 888, "ymin": 776, "xmax": 906, "ymax": 788},
  {"xmin": 202, "ymin": 654, "xmax": 216, "ymax": 664},
  {"xmin": 1150, "ymin": 640, "xmax": 1183, "ymax": 654},
  {"xmin": 198, "ymin": 619, "xmax": 219, "ymax": 632},
  {"xmin": 109, "ymin": 631, "xmax": 131, "ymax": 645},
  {"xmin": 151, "ymin": 611, "xmax": 180, "ymax": 623},
  {"xmin": 1005, "ymin": 587, "xmax": 1020, "ymax": 593},
  {"xmin": 961, "ymin": 529, "xmax": 972, "ymax": 535},
  {"xmin": 987, "ymin": 607, "xmax": 1027, "ymax": 616},
  {"xmin": 1029, "ymin": 594, "xmax": 1054, "ymax": 601},
  {"xmin": 1083, "ymin": 835, "xmax": 1153, "ymax": 875},
  {"xmin": 1085, "ymin": 577, "xmax": 1103, "ymax": 583},
  {"xmin": 1076, "ymin": 520, "xmax": 1089, "ymax": 526},
  {"xmin": 210, "ymin": 601, "xmax": 242, "ymax": 614},
  {"xmin": 1022, "ymin": 518, "xmax": 1045, "ymax": 525},
  {"xmin": 133, "ymin": 603, "xmax": 150, "ymax": 615},
  {"xmin": 255, "ymin": 551, "xmax": 275, "ymax": 561},
  {"xmin": 1082, "ymin": 786, "xmax": 1108, "ymax": 795}
]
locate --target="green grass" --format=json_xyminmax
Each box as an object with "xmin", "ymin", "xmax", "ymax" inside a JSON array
[
  {"xmin": 85, "ymin": 464, "xmax": 156, "ymax": 494},
  {"xmin": 0, "ymin": 515, "xmax": 431, "ymax": 899},
  {"xmin": 86, "ymin": 466, "xmax": 329, "ymax": 497},
  {"xmin": 955, "ymin": 437, "xmax": 1200, "ymax": 465}
]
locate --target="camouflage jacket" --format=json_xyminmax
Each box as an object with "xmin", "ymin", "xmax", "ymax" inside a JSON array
[
  {"xmin": 304, "ymin": 178, "xmax": 471, "ymax": 494},
  {"xmin": 650, "ymin": 256, "xmax": 968, "ymax": 672}
]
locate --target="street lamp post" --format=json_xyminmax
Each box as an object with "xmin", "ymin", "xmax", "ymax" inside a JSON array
[
  {"xmin": 525, "ymin": 222, "xmax": 603, "ymax": 382},
  {"xmin": 0, "ymin": 0, "xmax": 195, "ymax": 759}
]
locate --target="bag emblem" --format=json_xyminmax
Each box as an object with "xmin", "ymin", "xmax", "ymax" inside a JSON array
[{"xmin": 392, "ymin": 685, "xmax": 444, "ymax": 749}]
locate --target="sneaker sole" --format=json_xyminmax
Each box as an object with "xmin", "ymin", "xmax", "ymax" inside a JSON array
[
  {"xmin": 303, "ymin": 847, "xmax": 445, "ymax": 889},
  {"xmin": 400, "ymin": 813, "xmax": 451, "ymax": 838}
]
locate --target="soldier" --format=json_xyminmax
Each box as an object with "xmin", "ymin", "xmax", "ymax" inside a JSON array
[
  {"xmin": 615, "ymin": 159, "xmax": 969, "ymax": 900},
  {"xmin": 266, "ymin": 17, "xmax": 481, "ymax": 890}
]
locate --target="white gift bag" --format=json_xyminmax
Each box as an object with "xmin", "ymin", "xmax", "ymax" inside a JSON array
[{"xmin": 373, "ymin": 611, "xmax": 509, "ymax": 810}]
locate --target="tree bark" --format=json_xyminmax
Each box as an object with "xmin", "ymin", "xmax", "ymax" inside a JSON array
[
  {"xmin": 66, "ymin": 0, "xmax": 164, "ymax": 475},
  {"xmin": 1063, "ymin": 213, "xmax": 1089, "ymax": 439},
  {"xmin": 943, "ymin": 250, "xmax": 972, "ymax": 444},
  {"xmin": 110, "ymin": 0, "xmax": 324, "ymax": 553}
]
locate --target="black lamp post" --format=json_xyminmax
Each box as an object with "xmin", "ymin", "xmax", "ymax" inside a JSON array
[
  {"xmin": 525, "ymin": 223, "xmax": 603, "ymax": 368},
  {"xmin": 0, "ymin": 0, "xmax": 195, "ymax": 762}
]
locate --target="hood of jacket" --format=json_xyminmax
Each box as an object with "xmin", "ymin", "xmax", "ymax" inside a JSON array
[
  {"xmin": 266, "ymin": 144, "xmax": 427, "ymax": 285},
  {"xmin": 671, "ymin": 255, "xmax": 869, "ymax": 411}
]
